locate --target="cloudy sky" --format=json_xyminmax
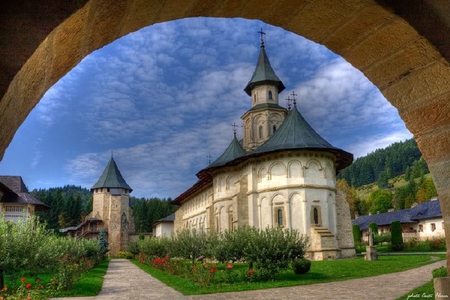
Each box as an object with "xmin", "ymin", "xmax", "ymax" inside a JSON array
[{"xmin": 0, "ymin": 18, "xmax": 412, "ymax": 199}]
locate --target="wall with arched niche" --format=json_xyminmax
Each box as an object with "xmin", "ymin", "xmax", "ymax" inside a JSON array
[{"xmin": 1, "ymin": 0, "xmax": 450, "ymax": 269}]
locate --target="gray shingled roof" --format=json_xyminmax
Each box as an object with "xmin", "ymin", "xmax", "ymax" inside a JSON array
[
  {"xmin": 0, "ymin": 176, "xmax": 49, "ymax": 208},
  {"xmin": 244, "ymin": 43, "xmax": 285, "ymax": 96},
  {"xmin": 248, "ymin": 106, "xmax": 353, "ymax": 171},
  {"xmin": 352, "ymin": 200, "xmax": 442, "ymax": 230},
  {"xmin": 207, "ymin": 135, "xmax": 246, "ymax": 169},
  {"xmin": 91, "ymin": 157, "xmax": 132, "ymax": 192}
]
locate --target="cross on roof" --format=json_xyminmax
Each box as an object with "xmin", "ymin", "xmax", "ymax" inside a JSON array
[
  {"xmin": 286, "ymin": 96, "xmax": 292, "ymax": 111},
  {"xmin": 207, "ymin": 154, "xmax": 212, "ymax": 164},
  {"xmin": 258, "ymin": 28, "xmax": 266, "ymax": 46},
  {"xmin": 232, "ymin": 122, "xmax": 239, "ymax": 137},
  {"xmin": 290, "ymin": 91, "xmax": 298, "ymax": 107}
]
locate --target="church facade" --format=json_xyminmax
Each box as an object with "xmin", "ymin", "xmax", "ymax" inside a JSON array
[{"xmin": 171, "ymin": 36, "xmax": 356, "ymax": 260}]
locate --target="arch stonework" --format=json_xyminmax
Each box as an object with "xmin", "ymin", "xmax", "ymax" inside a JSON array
[{"xmin": 1, "ymin": 0, "xmax": 450, "ymax": 270}]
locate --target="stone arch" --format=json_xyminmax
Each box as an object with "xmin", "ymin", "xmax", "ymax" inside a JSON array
[
  {"xmin": 325, "ymin": 162, "xmax": 335, "ymax": 181},
  {"xmin": 305, "ymin": 159, "xmax": 323, "ymax": 179},
  {"xmin": 226, "ymin": 174, "xmax": 237, "ymax": 190},
  {"xmin": 257, "ymin": 166, "xmax": 267, "ymax": 183},
  {"xmin": 2, "ymin": 0, "xmax": 450, "ymax": 269},
  {"xmin": 288, "ymin": 160, "xmax": 303, "ymax": 178},
  {"xmin": 268, "ymin": 161, "xmax": 287, "ymax": 180}
]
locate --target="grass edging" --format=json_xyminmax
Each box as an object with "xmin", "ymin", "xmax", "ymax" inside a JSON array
[
  {"xmin": 56, "ymin": 258, "xmax": 111, "ymax": 297},
  {"xmin": 132, "ymin": 255, "xmax": 445, "ymax": 296}
]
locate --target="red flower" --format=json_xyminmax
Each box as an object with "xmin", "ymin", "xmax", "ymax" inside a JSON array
[
  {"xmin": 35, "ymin": 278, "xmax": 40, "ymax": 283},
  {"xmin": 209, "ymin": 266, "xmax": 218, "ymax": 273},
  {"xmin": 192, "ymin": 265, "xmax": 197, "ymax": 271},
  {"xmin": 247, "ymin": 269, "xmax": 257, "ymax": 277},
  {"xmin": 20, "ymin": 277, "xmax": 26, "ymax": 283},
  {"xmin": 25, "ymin": 283, "xmax": 32, "ymax": 289},
  {"xmin": 27, "ymin": 297, "xmax": 31, "ymax": 300},
  {"xmin": 226, "ymin": 264, "xmax": 233, "ymax": 269}
]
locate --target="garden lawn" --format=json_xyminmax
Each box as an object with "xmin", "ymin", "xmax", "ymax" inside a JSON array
[
  {"xmin": 56, "ymin": 258, "xmax": 110, "ymax": 297},
  {"xmin": 132, "ymin": 255, "xmax": 445, "ymax": 295}
]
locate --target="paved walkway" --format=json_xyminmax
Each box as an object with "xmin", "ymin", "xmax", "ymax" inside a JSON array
[{"xmin": 55, "ymin": 258, "xmax": 446, "ymax": 300}]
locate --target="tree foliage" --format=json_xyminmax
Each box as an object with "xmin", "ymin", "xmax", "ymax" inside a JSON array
[
  {"xmin": 369, "ymin": 190, "xmax": 393, "ymax": 214},
  {"xmin": 131, "ymin": 197, "xmax": 178, "ymax": 233},
  {"xmin": 390, "ymin": 220, "xmax": 404, "ymax": 251},
  {"xmin": 31, "ymin": 185, "xmax": 92, "ymax": 229},
  {"xmin": 338, "ymin": 139, "xmax": 426, "ymax": 187}
]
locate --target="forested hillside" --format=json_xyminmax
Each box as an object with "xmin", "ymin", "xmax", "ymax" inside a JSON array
[
  {"xmin": 338, "ymin": 138, "xmax": 427, "ymax": 187},
  {"xmin": 31, "ymin": 185, "xmax": 92, "ymax": 229},
  {"xmin": 31, "ymin": 186, "xmax": 178, "ymax": 233},
  {"xmin": 130, "ymin": 197, "xmax": 178, "ymax": 233}
]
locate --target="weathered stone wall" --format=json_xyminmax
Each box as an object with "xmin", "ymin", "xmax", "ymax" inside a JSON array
[{"xmin": 335, "ymin": 189, "xmax": 356, "ymax": 258}]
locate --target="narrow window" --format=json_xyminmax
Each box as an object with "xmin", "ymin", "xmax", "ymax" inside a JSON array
[
  {"xmin": 431, "ymin": 223, "xmax": 436, "ymax": 232},
  {"xmin": 273, "ymin": 125, "xmax": 276, "ymax": 134},
  {"xmin": 419, "ymin": 224, "xmax": 423, "ymax": 232},
  {"xmin": 277, "ymin": 209, "xmax": 283, "ymax": 226},
  {"xmin": 313, "ymin": 207, "xmax": 319, "ymax": 225},
  {"xmin": 253, "ymin": 94, "xmax": 256, "ymax": 104},
  {"xmin": 259, "ymin": 126, "xmax": 263, "ymax": 138},
  {"xmin": 268, "ymin": 90, "xmax": 273, "ymax": 100}
]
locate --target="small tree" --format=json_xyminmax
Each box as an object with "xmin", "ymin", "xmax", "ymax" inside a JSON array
[
  {"xmin": 98, "ymin": 230, "xmax": 109, "ymax": 257},
  {"xmin": 352, "ymin": 224, "xmax": 361, "ymax": 245},
  {"xmin": 391, "ymin": 220, "xmax": 404, "ymax": 251},
  {"xmin": 369, "ymin": 222, "xmax": 379, "ymax": 236}
]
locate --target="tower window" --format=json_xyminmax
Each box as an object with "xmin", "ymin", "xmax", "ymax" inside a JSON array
[
  {"xmin": 268, "ymin": 90, "xmax": 273, "ymax": 100},
  {"xmin": 259, "ymin": 126, "xmax": 263, "ymax": 138},
  {"xmin": 277, "ymin": 209, "xmax": 283, "ymax": 226},
  {"xmin": 253, "ymin": 94, "xmax": 256, "ymax": 104},
  {"xmin": 313, "ymin": 207, "xmax": 319, "ymax": 225},
  {"xmin": 273, "ymin": 125, "xmax": 277, "ymax": 134}
]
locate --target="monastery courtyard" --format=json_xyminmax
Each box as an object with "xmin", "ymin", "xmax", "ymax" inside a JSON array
[{"xmin": 53, "ymin": 258, "xmax": 445, "ymax": 300}]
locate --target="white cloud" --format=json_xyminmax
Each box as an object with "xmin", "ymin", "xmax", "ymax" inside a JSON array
[{"xmin": 348, "ymin": 130, "xmax": 413, "ymax": 158}]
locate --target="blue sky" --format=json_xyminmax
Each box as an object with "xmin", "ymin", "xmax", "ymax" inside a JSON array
[{"xmin": 0, "ymin": 18, "xmax": 412, "ymax": 199}]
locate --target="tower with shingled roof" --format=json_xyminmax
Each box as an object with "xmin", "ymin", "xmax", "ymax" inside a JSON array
[
  {"xmin": 90, "ymin": 156, "xmax": 134, "ymax": 256},
  {"xmin": 242, "ymin": 29, "xmax": 288, "ymax": 151}
]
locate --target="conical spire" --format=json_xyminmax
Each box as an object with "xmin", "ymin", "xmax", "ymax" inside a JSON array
[
  {"xmin": 207, "ymin": 135, "xmax": 246, "ymax": 169},
  {"xmin": 250, "ymin": 106, "xmax": 353, "ymax": 171},
  {"xmin": 91, "ymin": 157, "xmax": 132, "ymax": 192},
  {"xmin": 244, "ymin": 34, "xmax": 285, "ymax": 96}
]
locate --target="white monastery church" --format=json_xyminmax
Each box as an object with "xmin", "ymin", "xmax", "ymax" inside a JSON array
[{"xmin": 171, "ymin": 33, "xmax": 356, "ymax": 260}]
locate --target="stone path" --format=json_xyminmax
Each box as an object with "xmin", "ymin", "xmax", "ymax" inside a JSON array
[{"xmin": 55, "ymin": 258, "xmax": 446, "ymax": 300}]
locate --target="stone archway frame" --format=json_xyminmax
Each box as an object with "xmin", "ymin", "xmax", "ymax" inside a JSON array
[{"xmin": 0, "ymin": 0, "xmax": 449, "ymax": 272}]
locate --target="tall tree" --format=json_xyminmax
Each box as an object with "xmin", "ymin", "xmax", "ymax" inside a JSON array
[{"xmin": 369, "ymin": 189, "xmax": 393, "ymax": 214}]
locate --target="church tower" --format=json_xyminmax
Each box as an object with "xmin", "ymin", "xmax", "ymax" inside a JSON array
[
  {"xmin": 242, "ymin": 30, "xmax": 288, "ymax": 151},
  {"xmin": 90, "ymin": 156, "xmax": 133, "ymax": 256}
]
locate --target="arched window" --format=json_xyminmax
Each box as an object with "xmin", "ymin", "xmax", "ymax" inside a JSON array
[
  {"xmin": 253, "ymin": 94, "xmax": 256, "ymax": 104},
  {"xmin": 259, "ymin": 126, "xmax": 263, "ymax": 138},
  {"xmin": 273, "ymin": 125, "xmax": 277, "ymax": 134},
  {"xmin": 277, "ymin": 209, "xmax": 283, "ymax": 226},
  {"xmin": 268, "ymin": 90, "xmax": 273, "ymax": 100}
]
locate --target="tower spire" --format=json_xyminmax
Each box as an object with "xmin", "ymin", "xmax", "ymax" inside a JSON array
[{"xmin": 258, "ymin": 28, "xmax": 266, "ymax": 47}]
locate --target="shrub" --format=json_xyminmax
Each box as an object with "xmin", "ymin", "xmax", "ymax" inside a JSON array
[
  {"xmin": 127, "ymin": 239, "xmax": 140, "ymax": 255},
  {"xmin": 352, "ymin": 224, "xmax": 361, "ymax": 245},
  {"xmin": 432, "ymin": 266, "xmax": 448, "ymax": 278},
  {"xmin": 292, "ymin": 258, "xmax": 311, "ymax": 275},
  {"xmin": 369, "ymin": 222, "xmax": 379, "ymax": 235},
  {"xmin": 243, "ymin": 227, "xmax": 309, "ymax": 280},
  {"xmin": 374, "ymin": 233, "xmax": 391, "ymax": 245},
  {"xmin": 117, "ymin": 251, "xmax": 133, "ymax": 259},
  {"xmin": 391, "ymin": 220, "xmax": 404, "ymax": 251},
  {"xmin": 140, "ymin": 236, "xmax": 170, "ymax": 259}
]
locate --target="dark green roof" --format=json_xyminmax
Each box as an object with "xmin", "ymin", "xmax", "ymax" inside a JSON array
[
  {"xmin": 247, "ymin": 103, "xmax": 286, "ymax": 112},
  {"xmin": 207, "ymin": 135, "xmax": 246, "ymax": 169},
  {"xmin": 244, "ymin": 44, "xmax": 285, "ymax": 96},
  {"xmin": 91, "ymin": 157, "xmax": 132, "ymax": 191},
  {"xmin": 248, "ymin": 106, "xmax": 353, "ymax": 171}
]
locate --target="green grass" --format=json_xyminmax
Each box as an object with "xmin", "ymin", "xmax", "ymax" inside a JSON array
[
  {"xmin": 396, "ymin": 280, "xmax": 434, "ymax": 300},
  {"xmin": 57, "ymin": 258, "xmax": 110, "ymax": 297},
  {"xmin": 133, "ymin": 255, "xmax": 445, "ymax": 295}
]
